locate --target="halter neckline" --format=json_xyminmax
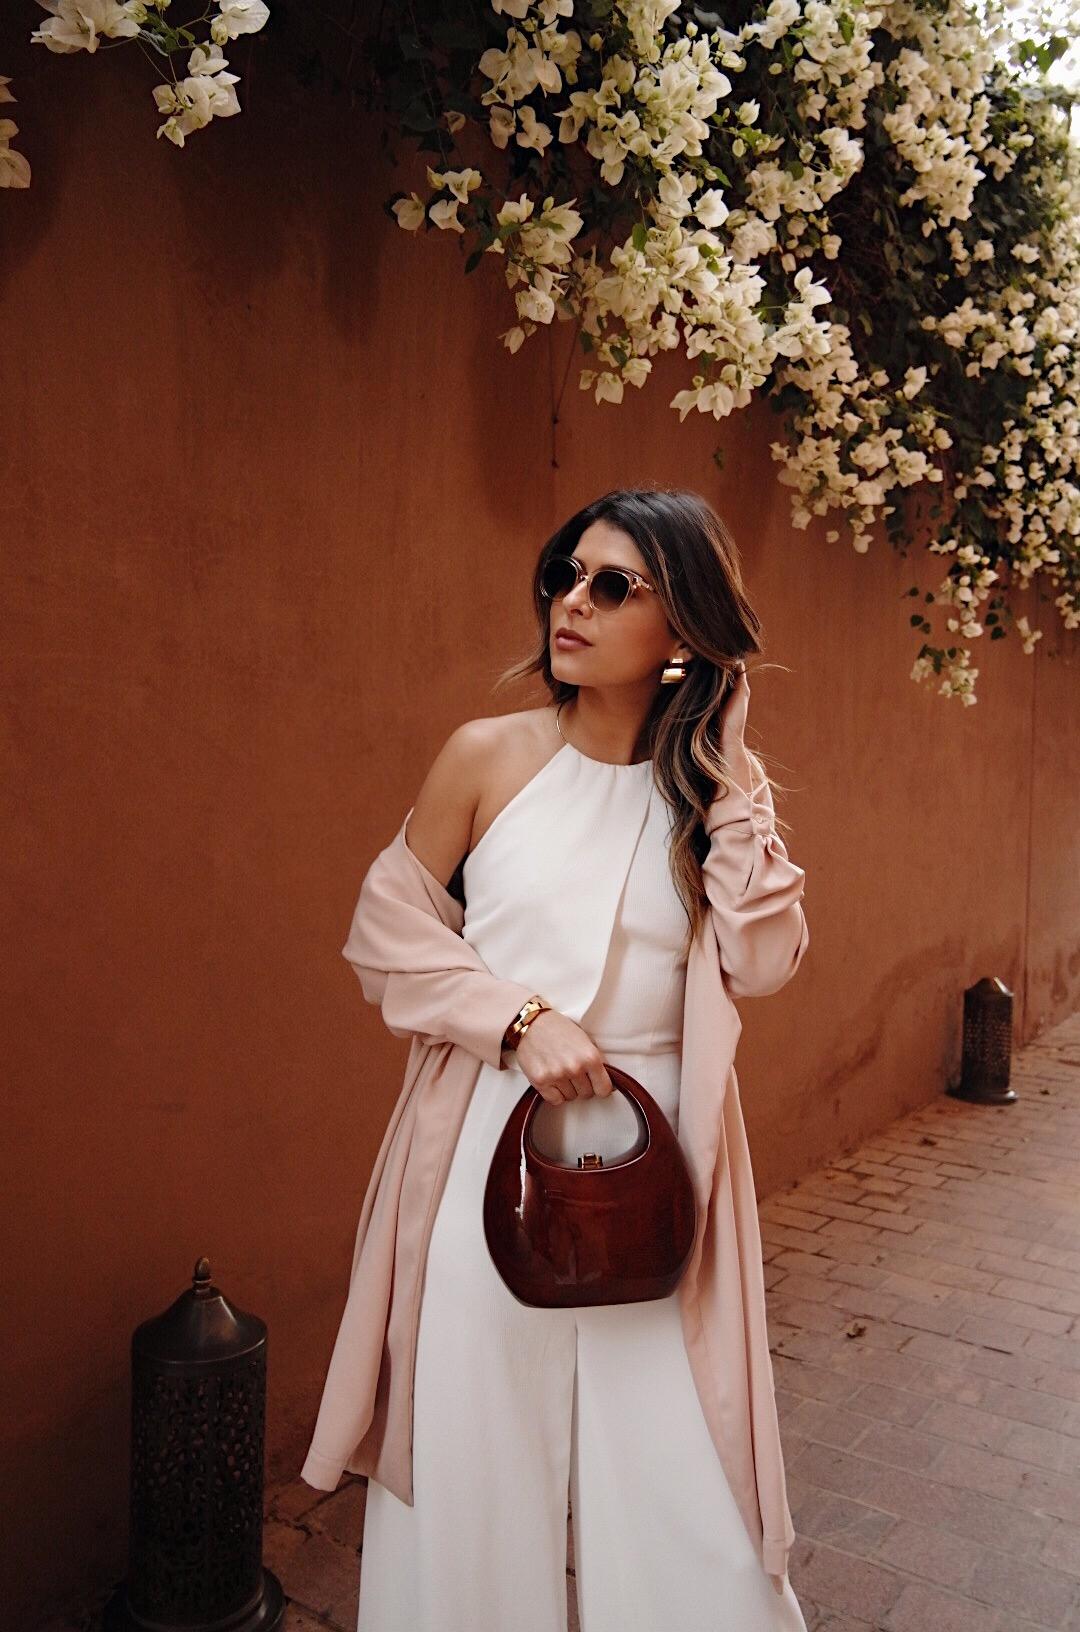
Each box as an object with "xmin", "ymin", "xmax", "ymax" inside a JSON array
[{"xmin": 554, "ymin": 702, "xmax": 653, "ymax": 770}]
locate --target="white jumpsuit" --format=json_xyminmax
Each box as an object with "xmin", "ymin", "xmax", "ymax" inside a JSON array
[{"xmin": 357, "ymin": 740, "xmax": 808, "ymax": 1632}]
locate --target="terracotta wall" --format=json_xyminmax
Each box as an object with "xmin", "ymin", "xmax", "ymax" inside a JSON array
[{"xmin": 3, "ymin": 16, "xmax": 1077, "ymax": 1627}]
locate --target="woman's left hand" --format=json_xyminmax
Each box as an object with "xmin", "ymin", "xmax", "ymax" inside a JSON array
[{"xmin": 718, "ymin": 661, "xmax": 756, "ymax": 800}]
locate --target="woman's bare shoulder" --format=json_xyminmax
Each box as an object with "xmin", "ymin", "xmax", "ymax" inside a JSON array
[
  {"xmin": 464, "ymin": 707, "xmax": 562, "ymax": 853},
  {"xmin": 404, "ymin": 708, "xmax": 555, "ymax": 885},
  {"xmin": 455, "ymin": 706, "xmax": 552, "ymax": 757}
]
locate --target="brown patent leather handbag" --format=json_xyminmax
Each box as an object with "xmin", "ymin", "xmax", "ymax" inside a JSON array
[{"xmin": 483, "ymin": 1063, "xmax": 698, "ymax": 1308}]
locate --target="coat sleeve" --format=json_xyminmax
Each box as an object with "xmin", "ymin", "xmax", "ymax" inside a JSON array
[
  {"xmin": 702, "ymin": 763, "xmax": 809, "ymax": 999},
  {"xmin": 341, "ymin": 836, "xmax": 539, "ymax": 1071}
]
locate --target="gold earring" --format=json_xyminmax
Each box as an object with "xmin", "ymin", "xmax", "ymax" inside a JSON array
[{"xmin": 660, "ymin": 656, "xmax": 690, "ymax": 684}]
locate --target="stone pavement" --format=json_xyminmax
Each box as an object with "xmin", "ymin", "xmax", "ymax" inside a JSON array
[
  {"xmin": 38, "ymin": 1012, "xmax": 1080, "ymax": 1632},
  {"xmin": 767, "ymin": 1010, "xmax": 1080, "ymax": 1632}
]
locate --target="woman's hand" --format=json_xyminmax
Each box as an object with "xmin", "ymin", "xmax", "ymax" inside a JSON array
[
  {"xmin": 718, "ymin": 661, "xmax": 757, "ymax": 799},
  {"xmin": 512, "ymin": 1009, "xmax": 615, "ymax": 1105}
]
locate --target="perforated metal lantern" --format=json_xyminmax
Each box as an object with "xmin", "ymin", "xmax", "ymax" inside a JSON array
[
  {"xmin": 104, "ymin": 1256, "xmax": 284, "ymax": 1632},
  {"xmin": 950, "ymin": 976, "xmax": 1016, "ymax": 1106}
]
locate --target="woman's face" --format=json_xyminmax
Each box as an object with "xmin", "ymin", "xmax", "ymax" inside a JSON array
[{"xmin": 548, "ymin": 519, "xmax": 694, "ymax": 687}]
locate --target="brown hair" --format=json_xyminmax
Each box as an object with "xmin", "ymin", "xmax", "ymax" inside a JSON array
[{"xmin": 493, "ymin": 485, "xmax": 796, "ymax": 954}]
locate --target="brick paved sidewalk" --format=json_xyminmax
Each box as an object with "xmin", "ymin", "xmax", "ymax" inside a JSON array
[
  {"xmin": 765, "ymin": 1010, "xmax": 1080, "ymax": 1632},
  {"xmin": 40, "ymin": 1013, "xmax": 1080, "ymax": 1632}
]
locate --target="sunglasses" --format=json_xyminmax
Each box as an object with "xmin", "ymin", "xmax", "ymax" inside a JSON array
[{"xmin": 539, "ymin": 553, "xmax": 656, "ymax": 613}]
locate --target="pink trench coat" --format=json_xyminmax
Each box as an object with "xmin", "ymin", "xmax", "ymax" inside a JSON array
[{"xmin": 300, "ymin": 764, "xmax": 810, "ymax": 1587}]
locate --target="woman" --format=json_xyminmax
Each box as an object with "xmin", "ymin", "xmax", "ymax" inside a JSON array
[{"xmin": 301, "ymin": 487, "xmax": 810, "ymax": 1631}]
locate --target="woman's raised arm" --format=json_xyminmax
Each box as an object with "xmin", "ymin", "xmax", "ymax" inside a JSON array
[{"xmin": 701, "ymin": 669, "xmax": 810, "ymax": 999}]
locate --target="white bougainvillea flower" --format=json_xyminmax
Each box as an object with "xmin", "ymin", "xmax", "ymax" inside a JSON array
[
  {"xmin": 0, "ymin": 75, "xmax": 17, "ymax": 103},
  {"xmin": 151, "ymin": 37, "xmax": 241, "ymax": 145},
  {"xmin": 657, "ymin": 172, "xmax": 694, "ymax": 217},
  {"xmin": 519, "ymin": 199, "xmax": 583, "ymax": 264},
  {"xmin": 31, "ymin": 0, "xmax": 141, "ymax": 53},
  {"xmin": 0, "ymin": 145, "xmax": 31, "ymax": 186},
  {"xmin": 480, "ymin": 27, "xmax": 564, "ymax": 102},
  {"xmin": 753, "ymin": 0, "xmax": 802, "ymax": 52},
  {"xmin": 694, "ymin": 188, "xmax": 730, "ymax": 229},
  {"xmin": 392, "ymin": 192, "xmax": 426, "ymax": 231},
  {"xmin": 488, "ymin": 105, "xmax": 516, "ymax": 149},
  {"xmin": 496, "ymin": 193, "xmax": 536, "ymax": 227},
  {"xmin": 153, "ymin": 64, "xmax": 240, "ymax": 145},
  {"xmin": 425, "ymin": 165, "xmax": 483, "ymax": 204},
  {"xmin": 595, "ymin": 371, "xmax": 625, "ymax": 403},
  {"xmin": 429, "ymin": 197, "xmax": 465, "ymax": 232},
  {"xmin": 1014, "ymin": 614, "xmax": 1043, "ymax": 654},
  {"xmin": 516, "ymin": 283, "xmax": 556, "ymax": 322},
  {"xmin": 0, "ymin": 116, "xmax": 31, "ymax": 187},
  {"xmin": 516, "ymin": 105, "xmax": 553, "ymax": 153},
  {"xmin": 187, "ymin": 43, "xmax": 233, "ymax": 77},
  {"xmin": 901, "ymin": 365, "xmax": 928, "ymax": 399},
  {"xmin": 210, "ymin": 0, "xmax": 268, "ymax": 46},
  {"xmin": 214, "ymin": 0, "xmax": 270, "ymax": 38}
]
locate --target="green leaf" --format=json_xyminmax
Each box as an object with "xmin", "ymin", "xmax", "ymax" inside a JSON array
[
  {"xmin": 401, "ymin": 95, "xmax": 438, "ymax": 133},
  {"xmin": 632, "ymin": 221, "xmax": 648, "ymax": 251},
  {"xmin": 136, "ymin": 29, "xmax": 173, "ymax": 56}
]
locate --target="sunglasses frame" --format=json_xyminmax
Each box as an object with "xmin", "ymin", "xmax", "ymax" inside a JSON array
[{"xmin": 539, "ymin": 552, "xmax": 656, "ymax": 612}]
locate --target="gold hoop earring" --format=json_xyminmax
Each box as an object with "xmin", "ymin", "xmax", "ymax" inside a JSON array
[{"xmin": 660, "ymin": 657, "xmax": 690, "ymax": 684}]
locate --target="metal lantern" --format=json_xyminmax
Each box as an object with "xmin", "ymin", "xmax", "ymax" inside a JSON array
[
  {"xmin": 949, "ymin": 976, "xmax": 1016, "ymax": 1105},
  {"xmin": 104, "ymin": 1256, "xmax": 285, "ymax": 1632}
]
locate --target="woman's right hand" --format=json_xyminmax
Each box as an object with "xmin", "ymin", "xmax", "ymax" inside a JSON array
[{"xmin": 511, "ymin": 1010, "xmax": 614, "ymax": 1104}]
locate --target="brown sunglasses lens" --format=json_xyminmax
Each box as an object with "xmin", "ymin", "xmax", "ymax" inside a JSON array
[{"xmin": 540, "ymin": 557, "xmax": 633, "ymax": 610}]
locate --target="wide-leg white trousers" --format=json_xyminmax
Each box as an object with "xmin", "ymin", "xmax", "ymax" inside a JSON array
[{"xmin": 357, "ymin": 1046, "xmax": 808, "ymax": 1632}]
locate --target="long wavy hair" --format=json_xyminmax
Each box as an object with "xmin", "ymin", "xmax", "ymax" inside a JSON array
[{"xmin": 492, "ymin": 485, "xmax": 796, "ymax": 955}]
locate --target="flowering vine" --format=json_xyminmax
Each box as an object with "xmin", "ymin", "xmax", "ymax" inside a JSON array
[
  {"xmin": 8, "ymin": 0, "xmax": 1079, "ymax": 702},
  {"xmin": 15, "ymin": 0, "xmax": 269, "ymax": 156},
  {"xmin": 375, "ymin": 0, "xmax": 1080, "ymax": 702}
]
